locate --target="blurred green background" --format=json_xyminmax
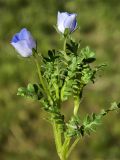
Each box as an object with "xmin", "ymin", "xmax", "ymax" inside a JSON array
[{"xmin": 0, "ymin": 0, "xmax": 120, "ymax": 160}]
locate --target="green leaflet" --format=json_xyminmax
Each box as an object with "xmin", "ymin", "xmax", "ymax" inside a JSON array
[
  {"xmin": 17, "ymin": 83, "xmax": 42, "ymax": 100},
  {"xmin": 66, "ymin": 102, "xmax": 120, "ymax": 137}
]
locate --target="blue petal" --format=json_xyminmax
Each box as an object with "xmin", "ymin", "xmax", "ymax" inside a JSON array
[
  {"xmin": 11, "ymin": 40, "xmax": 32, "ymax": 57},
  {"xmin": 64, "ymin": 14, "xmax": 77, "ymax": 32},
  {"xmin": 18, "ymin": 28, "xmax": 30, "ymax": 40},
  {"xmin": 72, "ymin": 19, "xmax": 77, "ymax": 30},
  {"xmin": 27, "ymin": 36, "xmax": 36, "ymax": 50},
  {"xmin": 57, "ymin": 12, "xmax": 69, "ymax": 33},
  {"xmin": 18, "ymin": 28, "xmax": 36, "ymax": 49},
  {"xmin": 11, "ymin": 33, "xmax": 20, "ymax": 43}
]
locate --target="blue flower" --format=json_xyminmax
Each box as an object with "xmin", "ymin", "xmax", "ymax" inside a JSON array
[
  {"xmin": 57, "ymin": 12, "xmax": 77, "ymax": 34},
  {"xmin": 11, "ymin": 28, "xmax": 36, "ymax": 57}
]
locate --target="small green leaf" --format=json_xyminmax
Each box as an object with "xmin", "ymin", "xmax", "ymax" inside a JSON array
[
  {"xmin": 17, "ymin": 87, "xmax": 26, "ymax": 96},
  {"xmin": 27, "ymin": 83, "xmax": 35, "ymax": 92},
  {"xmin": 81, "ymin": 46, "xmax": 95, "ymax": 59}
]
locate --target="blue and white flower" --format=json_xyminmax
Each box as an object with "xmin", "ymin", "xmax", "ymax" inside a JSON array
[
  {"xmin": 57, "ymin": 11, "xmax": 77, "ymax": 34},
  {"xmin": 11, "ymin": 28, "xmax": 36, "ymax": 57}
]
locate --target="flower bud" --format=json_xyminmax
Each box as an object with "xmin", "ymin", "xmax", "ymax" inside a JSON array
[
  {"xmin": 11, "ymin": 28, "xmax": 36, "ymax": 57},
  {"xmin": 57, "ymin": 11, "xmax": 77, "ymax": 34}
]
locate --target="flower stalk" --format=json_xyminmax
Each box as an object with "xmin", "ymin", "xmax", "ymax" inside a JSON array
[{"xmin": 33, "ymin": 56, "xmax": 53, "ymax": 105}]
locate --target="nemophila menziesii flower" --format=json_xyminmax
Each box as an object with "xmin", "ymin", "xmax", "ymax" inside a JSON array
[
  {"xmin": 57, "ymin": 11, "xmax": 77, "ymax": 34},
  {"xmin": 11, "ymin": 28, "xmax": 36, "ymax": 57}
]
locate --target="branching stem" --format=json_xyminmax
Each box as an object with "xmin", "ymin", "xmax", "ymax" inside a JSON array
[{"xmin": 67, "ymin": 138, "xmax": 80, "ymax": 159}]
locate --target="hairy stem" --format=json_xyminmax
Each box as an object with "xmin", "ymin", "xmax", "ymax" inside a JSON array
[
  {"xmin": 61, "ymin": 137, "xmax": 71, "ymax": 160},
  {"xmin": 67, "ymin": 138, "xmax": 80, "ymax": 159},
  {"xmin": 33, "ymin": 57, "xmax": 53, "ymax": 105},
  {"xmin": 74, "ymin": 96, "xmax": 80, "ymax": 115},
  {"xmin": 63, "ymin": 37, "xmax": 68, "ymax": 60},
  {"xmin": 63, "ymin": 37, "xmax": 67, "ymax": 52},
  {"xmin": 52, "ymin": 120, "xmax": 62, "ymax": 159}
]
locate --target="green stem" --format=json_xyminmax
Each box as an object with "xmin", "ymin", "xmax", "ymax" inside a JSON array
[
  {"xmin": 74, "ymin": 96, "xmax": 80, "ymax": 115},
  {"xmin": 52, "ymin": 119, "xmax": 72, "ymax": 160},
  {"xmin": 66, "ymin": 138, "xmax": 80, "ymax": 159},
  {"xmin": 61, "ymin": 137, "xmax": 71, "ymax": 160},
  {"xmin": 52, "ymin": 120, "xmax": 62, "ymax": 159},
  {"xmin": 63, "ymin": 37, "xmax": 67, "ymax": 52},
  {"xmin": 63, "ymin": 37, "xmax": 68, "ymax": 60},
  {"xmin": 33, "ymin": 57, "xmax": 53, "ymax": 105}
]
